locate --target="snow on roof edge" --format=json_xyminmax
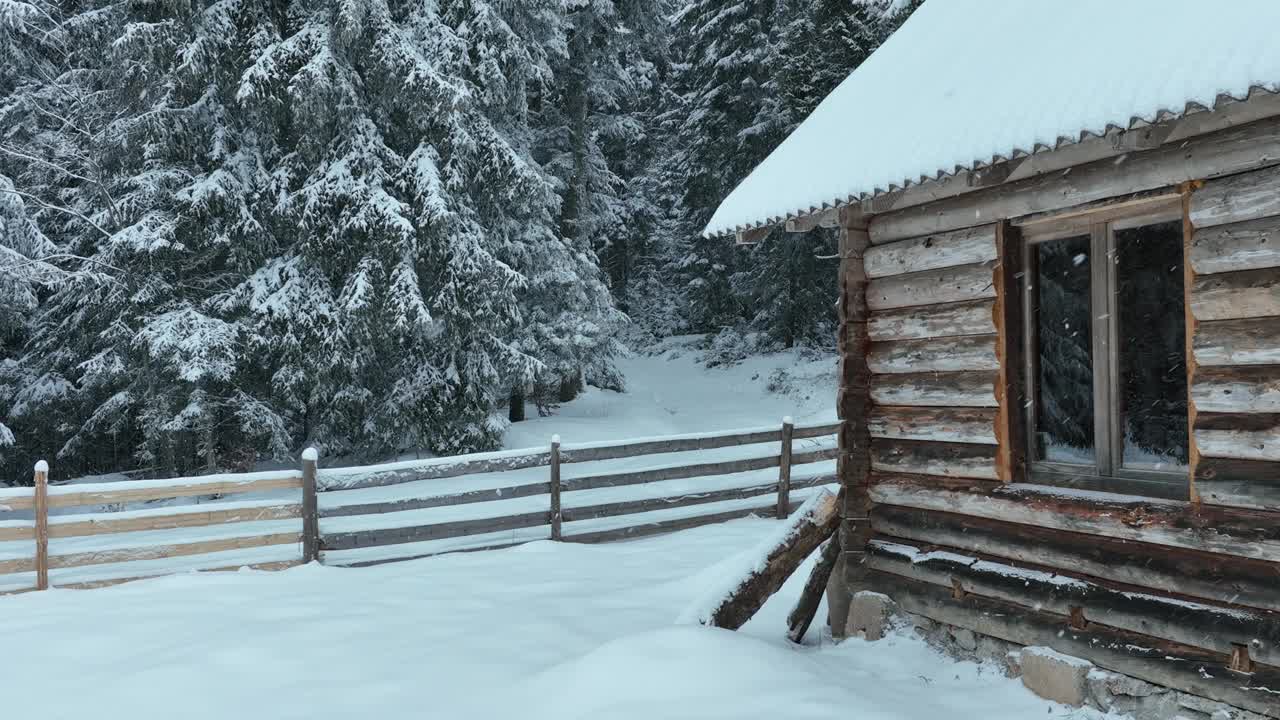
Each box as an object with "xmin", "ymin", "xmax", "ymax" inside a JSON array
[{"xmin": 704, "ymin": 87, "xmax": 1280, "ymax": 239}]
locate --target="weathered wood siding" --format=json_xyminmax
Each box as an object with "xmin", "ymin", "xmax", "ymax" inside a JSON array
[
  {"xmin": 1189, "ymin": 166, "xmax": 1280, "ymax": 512},
  {"xmin": 838, "ymin": 114, "xmax": 1280, "ymax": 719}
]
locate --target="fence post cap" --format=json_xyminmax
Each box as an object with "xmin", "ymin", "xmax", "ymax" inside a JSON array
[
  {"xmin": 551, "ymin": 434, "xmax": 561, "ymax": 445},
  {"xmin": 782, "ymin": 416, "xmax": 793, "ymax": 425},
  {"xmin": 301, "ymin": 447, "xmax": 318, "ymax": 462},
  {"xmin": 34, "ymin": 460, "xmax": 48, "ymax": 473}
]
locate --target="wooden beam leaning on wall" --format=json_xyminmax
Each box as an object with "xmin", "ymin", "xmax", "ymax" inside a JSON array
[{"xmin": 835, "ymin": 206, "xmax": 873, "ymax": 631}]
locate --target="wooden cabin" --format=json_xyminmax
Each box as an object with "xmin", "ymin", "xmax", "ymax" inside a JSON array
[{"xmin": 706, "ymin": 3, "xmax": 1279, "ymax": 717}]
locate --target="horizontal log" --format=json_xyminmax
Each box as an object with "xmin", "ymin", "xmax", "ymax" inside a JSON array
[
  {"xmin": 0, "ymin": 523, "xmax": 33, "ymax": 542},
  {"xmin": 560, "ymin": 428, "xmax": 782, "ymax": 464},
  {"xmin": 0, "ymin": 474, "xmax": 303, "ymax": 512},
  {"xmin": 869, "ymin": 113, "xmax": 1280, "ymax": 244},
  {"xmin": 1193, "ymin": 317, "xmax": 1280, "ymax": 366},
  {"xmin": 321, "ymin": 482, "xmax": 550, "ymax": 519},
  {"xmin": 44, "ymin": 503, "xmax": 302, "ymax": 539},
  {"xmin": 321, "ymin": 511, "xmax": 549, "ymax": 552},
  {"xmin": 867, "ymin": 406, "xmax": 997, "ymax": 445},
  {"xmin": 1195, "ymin": 457, "xmax": 1280, "ymax": 511},
  {"xmin": 1191, "ymin": 215, "xmax": 1280, "ymax": 274},
  {"xmin": 1195, "ymin": 423, "xmax": 1280, "ymax": 462},
  {"xmin": 41, "ymin": 531, "xmax": 301, "ymax": 571},
  {"xmin": 319, "ymin": 451, "xmax": 549, "ymax": 492},
  {"xmin": 864, "ymin": 225, "xmax": 996, "ymax": 278},
  {"xmin": 1192, "ymin": 365, "xmax": 1280, "ymax": 413},
  {"xmin": 562, "ymin": 454, "xmax": 781, "ymax": 493},
  {"xmin": 871, "ymin": 504, "xmax": 1280, "ymax": 612},
  {"xmin": 1190, "ymin": 267, "xmax": 1280, "ymax": 321},
  {"xmin": 866, "ymin": 262, "xmax": 995, "ymax": 311},
  {"xmin": 327, "ymin": 540, "xmax": 524, "ymax": 568},
  {"xmin": 867, "ymin": 335, "xmax": 998, "ymax": 374},
  {"xmin": 866, "ymin": 539, "xmax": 1280, "ymax": 667},
  {"xmin": 1189, "ymin": 163, "xmax": 1280, "ymax": 229},
  {"xmin": 792, "ymin": 422, "xmax": 840, "ymax": 440},
  {"xmin": 563, "ymin": 498, "xmax": 808, "ymax": 545},
  {"xmin": 0, "ymin": 555, "xmax": 34, "ymax": 575},
  {"xmin": 867, "ymin": 299, "xmax": 996, "ymax": 342},
  {"xmin": 864, "ymin": 571, "xmax": 1280, "ymax": 718},
  {"xmin": 868, "ymin": 477, "xmax": 1280, "ymax": 563},
  {"xmin": 869, "ymin": 371, "xmax": 998, "ymax": 407},
  {"xmin": 561, "ymin": 474, "xmax": 835, "ymax": 523},
  {"xmin": 870, "ymin": 439, "xmax": 998, "ymax": 480}
]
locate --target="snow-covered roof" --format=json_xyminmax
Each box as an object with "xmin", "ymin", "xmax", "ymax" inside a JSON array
[{"xmin": 704, "ymin": 0, "xmax": 1280, "ymax": 237}]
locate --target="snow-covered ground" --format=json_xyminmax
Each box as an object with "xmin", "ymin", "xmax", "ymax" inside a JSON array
[
  {"xmin": 502, "ymin": 339, "xmax": 837, "ymax": 449},
  {"xmin": 0, "ymin": 517, "xmax": 1115, "ymax": 720}
]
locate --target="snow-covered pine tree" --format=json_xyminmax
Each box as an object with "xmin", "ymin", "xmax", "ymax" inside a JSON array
[{"xmin": 2, "ymin": 0, "xmax": 290, "ymax": 479}]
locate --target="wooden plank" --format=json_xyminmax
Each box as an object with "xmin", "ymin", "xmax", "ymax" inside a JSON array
[
  {"xmin": 866, "ymin": 335, "xmax": 998, "ymax": 374},
  {"xmin": 47, "ymin": 532, "xmax": 301, "ymax": 570},
  {"xmin": 777, "ymin": 420, "xmax": 794, "ymax": 518},
  {"xmin": 866, "ymin": 262, "xmax": 995, "ymax": 311},
  {"xmin": 321, "ymin": 482, "xmax": 550, "ymax": 519},
  {"xmin": 0, "ymin": 556, "xmax": 35, "ymax": 575},
  {"xmin": 6, "ymin": 475, "xmax": 305, "ymax": 512},
  {"xmin": 550, "ymin": 436, "xmax": 562, "ymax": 541},
  {"xmin": 562, "ymin": 454, "xmax": 781, "ymax": 493},
  {"xmin": 563, "ymin": 498, "xmax": 811, "ymax": 545},
  {"xmin": 868, "ymin": 299, "xmax": 996, "ymax": 342},
  {"xmin": 1184, "ymin": 191, "xmax": 1201, "ymax": 503},
  {"xmin": 1195, "ymin": 457, "xmax": 1280, "ymax": 511},
  {"xmin": 301, "ymin": 449, "xmax": 319, "ymax": 563},
  {"xmin": 47, "ymin": 503, "xmax": 301, "ymax": 539},
  {"xmin": 866, "ymin": 540, "xmax": 1280, "ymax": 667},
  {"xmin": 869, "ymin": 478, "xmax": 1280, "ymax": 563},
  {"xmin": 560, "ymin": 429, "xmax": 781, "ymax": 464},
  {"xmin": 0, "ymin": 523, "xmax": 33, "ymax": 542},
  {"xmin": 837, "ymin": 212, "xmax": 875, "ymax": 587},
  {"xmin": 992, "ymin": 221, "xmax": 1027, "ymax": 483},
  {"xmin": 1190, "ymin": 267, "xmax": 1280, "ymax": 321},
  {"xmin": 867, "ymin": 407, "xmax": 998, "ymax": 445},
  {"xmin": 870, "ymin": 439, "xmax": 998, "ymax": 480},
  {"xmin": 865, "ymin": 571, "xmax": 1280, "ymax": 718},
  {"xmin": 34, "ymin": 461, "xmax": 47, "ymax": 590},
  {"xmin": 1193, "ymin": 317, "xmax": 1280, "ymax": 366},
  {"xmin": 863, "ymin": 225, "xmax": 996, "ymax": 277},
  {"xmin": 319, "ymin": 453, "xmax": 547, "ymax": 492},
  {"xmin": 12, "ymin": 559, "xmax": 306, "ymax": 593},
  {"xmin": 871, "ymin": 503, "xmax": 1280, "ymax": 612},
  {"xmin": 1189, "ymin": 163, "xmax": 1280, "ymax": 229},
  {"xmin": 1191, "ymin": 365, "xmax": 1280, "ymax": 413},
  {"xmin": 792, "ymin": 421, "xmax": 841, "ymax": 440},
  {"xmin": 322, "ymin": 512, "xmax": 549, "ymax": 552},
  {"xmin": 561, "ymin": 474, "xmax": 836, "ymax": 524},
  {"xmin": 869, "ymin": 371, "xmax": 998, "ymax": 408},
  {"xmin": 869, "ymin": 113, "xmax": 1280, "ymax": 244},
  {"xmin": 1191, "ymin": 215, "xmax": 1280, "ymax": 274}
]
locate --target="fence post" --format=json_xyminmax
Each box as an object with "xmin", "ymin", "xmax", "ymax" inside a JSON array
[
  {"xmin": 301, "ymin": 448, "xmax": 320, "ymax": 563},
  {"xmin": 777, "ymin": 417, "xmax": 794, "ymax": 519},
  {"xmin": 33, "ymin": 460, "xmax": 49, "ymax": 590},
  {"xmin": 550, "ymin": 435, "xmax": 562, "ymax": 540}
]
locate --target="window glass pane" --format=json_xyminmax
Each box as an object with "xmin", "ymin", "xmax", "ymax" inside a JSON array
[
  {"xmin": 1116, "ymin": 220, "xmax": 1188, "ymax": 470},
  {"xmin": 1034, "ymin": 235, "xmax": 1095, "ymax": 464}
]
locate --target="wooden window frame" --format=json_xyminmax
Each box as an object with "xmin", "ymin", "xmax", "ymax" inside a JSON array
[{"xmin": 1017, "ymin": 196, "xmax": 1190, "ymax": 501}]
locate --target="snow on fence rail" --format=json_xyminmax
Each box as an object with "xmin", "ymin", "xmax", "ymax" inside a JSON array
[{"xmin": 0, "ymin": 418, "xmax": 839, "ymax": 592}]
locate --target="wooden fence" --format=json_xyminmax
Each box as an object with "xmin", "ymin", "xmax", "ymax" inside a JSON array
[{"xmin": 0, "ymin": 418, "xmax": 839, "ymax": 592}]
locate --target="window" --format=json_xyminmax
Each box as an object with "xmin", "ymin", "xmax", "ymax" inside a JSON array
[{"xmin": 1020, "ymin": 200, "xmax": 1189, "ymax": 498}]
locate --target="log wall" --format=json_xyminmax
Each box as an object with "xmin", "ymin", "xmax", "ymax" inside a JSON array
[{"xmin": 833, "ymin": 114, "xmax": 1280, "ymax": 718}]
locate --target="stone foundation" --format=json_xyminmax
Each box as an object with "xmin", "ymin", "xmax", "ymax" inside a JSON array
[{"xmin": 838, "ymin": 591, "xmax": 1269, "ymax": 720}]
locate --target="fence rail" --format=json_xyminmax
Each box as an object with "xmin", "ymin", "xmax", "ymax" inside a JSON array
[{"xmin": 0, "ymin": 417, "xmax": 840, "ymax": 593}]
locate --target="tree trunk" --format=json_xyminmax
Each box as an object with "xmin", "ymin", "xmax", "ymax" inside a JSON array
[{"xmin": 509, "ymin": 388, "xmax": 525, "ymax": 423}]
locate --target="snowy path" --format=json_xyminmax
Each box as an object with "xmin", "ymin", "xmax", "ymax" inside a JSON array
[{"xmin": 0, "ymin": 518, "xmax": 1112, "ymax": 720}]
